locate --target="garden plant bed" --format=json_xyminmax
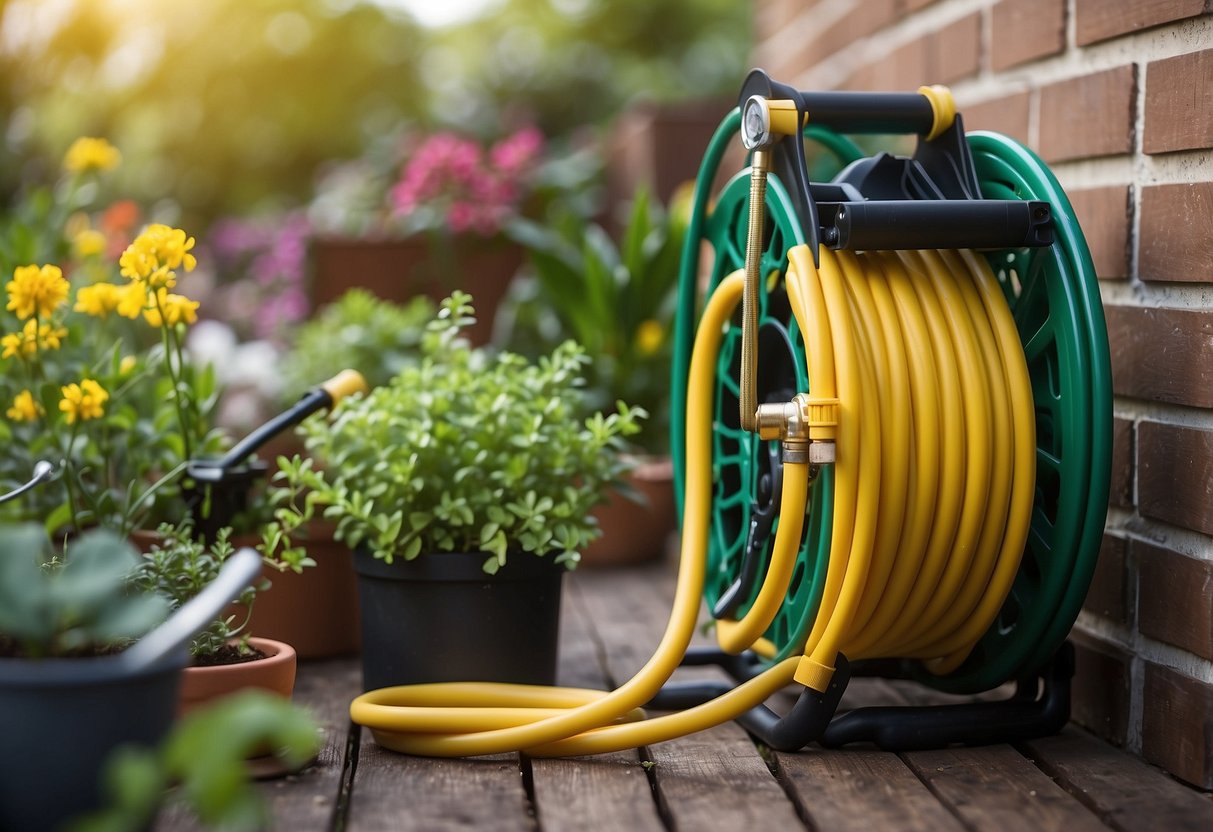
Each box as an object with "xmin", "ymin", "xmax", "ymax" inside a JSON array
[{"xmin": 158, "ymin": 562, "xmax": 1213, "ymax": 831}]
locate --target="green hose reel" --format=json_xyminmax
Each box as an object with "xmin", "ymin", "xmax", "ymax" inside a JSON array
[{"xmin": 671, "ymin": 104, "xmax": 1112, "ymax": 695}]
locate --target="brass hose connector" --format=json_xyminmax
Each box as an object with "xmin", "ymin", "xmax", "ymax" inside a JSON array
[
  {"xmin": 739, "ymin": 147, "xmax": 771, "ymax": 433},
  {"xmin": 756, "ymin": 393, "xmax": 840, "ymax": 464}
]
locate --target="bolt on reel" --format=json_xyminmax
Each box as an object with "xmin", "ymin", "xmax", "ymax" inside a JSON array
[{"xmin": 346, "ymin": 70, "xmax": 1111, "ymax": 756}]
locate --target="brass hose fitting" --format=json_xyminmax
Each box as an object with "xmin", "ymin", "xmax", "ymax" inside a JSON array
[{"xmin": 740, "ymin": 148, "xmax": 771, "ymax": 433}]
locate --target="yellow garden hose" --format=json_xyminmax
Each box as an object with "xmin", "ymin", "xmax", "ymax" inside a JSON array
[
  {"xmin": 350, "ymin": 234, "xmax": 1035, "ymax": 752},
  {"xmin": 352, "ymin": 270, "xmax": 806, "ymax": 757}
]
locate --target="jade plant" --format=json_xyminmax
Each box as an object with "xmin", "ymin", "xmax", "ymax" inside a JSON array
[
  {"xmin": 0, "ymin": 523, "xmax": 168, "ymax": 659},
  {"xmin": 270, "ymin": 291, "xmax": 645, "ymax": 573}
]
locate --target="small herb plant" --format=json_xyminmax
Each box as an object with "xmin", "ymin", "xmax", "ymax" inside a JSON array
[
  {"xmin": 270, "ymin": 292, "xmax": 644, "ymax": 574},
  {"xmin": 132, "ymin": 520, "xmax": 310, "ymax": 661},
  {"xmin": 0, "ymin": 524, "xmax": 168, "ymax": 659},
  {"xmin": 278, "ymin": 288, "xmax": 434, "ymax": 404}
]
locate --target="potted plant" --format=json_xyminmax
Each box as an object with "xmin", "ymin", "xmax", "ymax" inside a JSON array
[
  {"xmin": 0, "ymin": 138, "xmax": 225, "ymax": 536},
  {"xmin": 307, "ymin": 125, "xmax": 600, "ymax": 344},
  {"xmin": 134, "ymin": 521, "xmax": 299, "ymax": 714},
  {"xmin": 0, "ymin": 137, "xmax": 311, "ymax": 698},
  {"xmin": 0, "ymin": 524, "xmax": 174, "ymax": 830},
  {"xmin": 499, "ymin": 187, "xmax": 689, "ymax": 565},
  {"xmin": 269, "ymin": 292, "xmax": 644, "ymax": 690},
  {"xmin": 0, "ymin": 521, "xmax": 276, "ymax": 830}
]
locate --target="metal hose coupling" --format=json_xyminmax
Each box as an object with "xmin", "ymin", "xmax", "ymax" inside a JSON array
[
  {"xmin": 756, "ymin": 394, "xmax": 840, "ymax": 465},
  {"xmin": 739, "ymin": 147, "xmax": 771, "ymax": 433}
]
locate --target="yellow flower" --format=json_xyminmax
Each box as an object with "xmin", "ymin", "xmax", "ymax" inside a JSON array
[
  {"xmin": 63, "ymin": 137, "xmax": 121, "ymax": 174},
  {"xmin": 6, "ymin": 390, "xmax": 43, "ymax": 422},
  {"xmin": 72, "ymin": 228, "xmax": 108, "ymax": 259},
  {"xmin": 5, "ymin": 264, "xmax": 69, "ymax": 319},
  {"xmin": 119, "ymin": 224, "xmax": 197, "ymax": 290},
  {"xmin": 634, "ymin": 318, "xmax": 665, "ymax": 356},
  {"xmin": 119, "ymin": 355, "xmax": 138, "ymax": 375},
  {"xmin": 115, "ymin": 281, "xmax": 149, "ymax": 320},
  {"xmin": 59, "ymin": 379, "xmax": 109, "ymax": 424},
  {"xmin": 75, "ymin": 282, "xmax": 122, "ymax": 318},
  {"xmin": 144, "ymin": 290, "xmax": 200, "ymax": 328},
  {"xmin": 1, "ymin": 319, "xmax": 66, "ymax": 359}
]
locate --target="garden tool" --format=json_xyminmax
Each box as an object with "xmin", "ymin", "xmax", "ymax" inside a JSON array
[
  {"xmin": 184, "ymin": 369, "xmax": 367, "ymax": 539},
  {"xmin": 348, "ymin": 69, "xmax": 1111, "ymax": 755},
  {"xmin": 0, "ymin": 460, "xmax": 55, "ymax": 505}
]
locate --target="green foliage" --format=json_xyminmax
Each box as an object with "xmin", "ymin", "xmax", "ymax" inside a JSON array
[
  {"xmin": 72, "ymin": 690, "xmax": 322, "ymax": 832},
  {"xmin": 270, "ymin": 292, "xmax": 644, "ymax": 573},
  {"xmin": 278, "ymin": 289, "xmax": 435, "ymax": 403},
  {"xmin": 0, "ymin": 524, "xmax": 168, "ymax": 659},
  {"xmin": 132, "ymin": 521, "xmax": 309, "ymax": 659},
  {"xmin": 501, "ymin": 188, "xmax": 688, "ymax": 453},
  {"xmin": 0, "ymin": 148, "xmax": 227, "ymax": 536}
]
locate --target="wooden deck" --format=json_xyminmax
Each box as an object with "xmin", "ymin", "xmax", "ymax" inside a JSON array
[{"xmin": 171, "ymin": 563, "xmax": 1213, "ymax": 831}]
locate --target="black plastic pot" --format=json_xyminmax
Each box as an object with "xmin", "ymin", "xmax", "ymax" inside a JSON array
[
  {"xmin": 0, "ymin": 650, "xmax": 184, "ymax": 831},
  {"xmin": 353, "ymin": 549, "xmax": 564, "ymax": 692}
]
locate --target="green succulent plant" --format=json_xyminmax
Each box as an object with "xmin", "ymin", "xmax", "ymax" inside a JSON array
[
  {"xmin": 0, "ymin": 524, "xmax": 168, "ymax": 659},
  {"xmin": 270, "ymin": 291, "xmax": 645, "ymax": 574}
]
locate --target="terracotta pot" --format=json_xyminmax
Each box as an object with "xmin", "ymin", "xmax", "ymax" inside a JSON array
[
  {"xmin": 242, "ymin": 523, "xmax": 361, "ymax": 659},
  {"xmin": 581, "ymin": 456, "xmax": 678, "ymax": 567},
  {"xmin": 309, "ymin": 236, "xmax": 522, "ymax": 345},
  {"xmin": 178, "ymin": 636, "xmax": 296, "ymax": 716}
]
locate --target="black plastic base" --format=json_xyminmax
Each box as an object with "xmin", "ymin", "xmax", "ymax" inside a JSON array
[{"xmin": 649, "ymin": 642, "xmax": 1074, "ymax": 752}]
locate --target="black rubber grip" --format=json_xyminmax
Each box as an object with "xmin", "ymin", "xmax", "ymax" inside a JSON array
[
  {"xmin": 827, "ymin": 199, "xmax": 1053, "ymax": 250},
  {"xmin": 800, "ymin": 91, "xmax": 936, "ymax": 135}
]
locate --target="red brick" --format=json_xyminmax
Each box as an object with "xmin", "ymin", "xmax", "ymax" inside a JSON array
[
  {"xmin": 1110, "ymin": 417, "xmax": 1133, "ymax": 508},
  {"xmin": 1070, "ymin": 632, "xmax": 1132, "ymax": 746},
  {"xmin": 960, "ymin": 92, "xmax": 1031, "ymax": 145},
  {"xmin": 1083, "ymin": 535, "xmax": 1130, "ymax": 624},
  {"xmin": 1138, "ymin": 541, "xmax": 1213, "ymax": 660},
  {"xmin": 1077, "ymin": 0, "xmax": 1211, "ymax": 46},
  {"xmin": 861, "ymin": 37, "xmax": 932, "ymax": 91},
  {"xmin": 931, "ymin": 13, "xmax": 981, "ymax": 84},
  {"xmin": 991, "ymin": 0, "xmax": 1067, "ymax": 70},
  {"xmin": 904, "ymin": 0, "xmax": 940, "ymax": 11},
  {"xmin": 1145, "ymin": 48, "xmax": 1213, "ymax": 154},
  {"xmin": 1142, "ymin": 663, "xmax": 1213, "ymax": 789},
  {"xmin": 1067, "ymin": 185, "xmax": 1131, "ymax": 280},
  {"xmin": 1138, "ymin": 421, "xmax": 1213, "ymax": 535},
  {"xmin": 1139, "ymin": 182, "xmax": 1213, "ymax": 283},
  {"xmin": 782, "ymin": 0, "xmax": 901, "ymax": 77},
  {"xmin": 1038, "ymin": 66, "xmax": 1136, "ymax": 162},
  {"xmin": 1105, "ymin": 305, "xmax": 1213, "ymax": 408},
  {"xmin": 756, "ymin": 0, "xmax": 810, "ymax": 44}
]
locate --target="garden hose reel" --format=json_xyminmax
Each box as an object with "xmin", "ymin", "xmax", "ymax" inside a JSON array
[{"xmin": 347, "ymin": 71, "xmax": 1112, "ymax": 756}]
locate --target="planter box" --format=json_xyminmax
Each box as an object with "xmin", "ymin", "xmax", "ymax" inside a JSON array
[{"xmin": 309, "ymin": 236, "xmax": 522, "ymax": 345}]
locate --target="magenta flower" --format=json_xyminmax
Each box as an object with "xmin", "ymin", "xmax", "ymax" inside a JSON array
[{"xmin": 389, "ymin": 127, "xmax": 546, "ymax": 238}]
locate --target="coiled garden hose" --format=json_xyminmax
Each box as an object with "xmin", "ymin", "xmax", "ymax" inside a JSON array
[{"xmin": 350, "ymin": 232, "xmax": 1034, "ymax": 752}]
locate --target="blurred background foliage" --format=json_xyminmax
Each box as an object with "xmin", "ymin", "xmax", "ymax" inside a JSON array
[{"xmin": 0, "ymin": 0, "xmax": 751, "ymax": 229}]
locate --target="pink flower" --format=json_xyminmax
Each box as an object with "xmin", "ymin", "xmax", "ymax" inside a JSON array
[
  {"xmin": 490, "ymin": 127, "xmax": 544, "ymax": 177},
  {"xmin": 389, "ymin": 126, "xmax": 546, "ymax": 238}
]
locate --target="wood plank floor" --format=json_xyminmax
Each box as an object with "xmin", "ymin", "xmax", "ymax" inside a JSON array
[{"xmin": 166, "ymin": 562, "xmax": 1213, "ymax": 831}]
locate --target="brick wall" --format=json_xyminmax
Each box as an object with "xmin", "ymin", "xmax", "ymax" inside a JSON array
[{"xmin": 754, "ymin": 0, "xmax": 1213, "ymax": 789}]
